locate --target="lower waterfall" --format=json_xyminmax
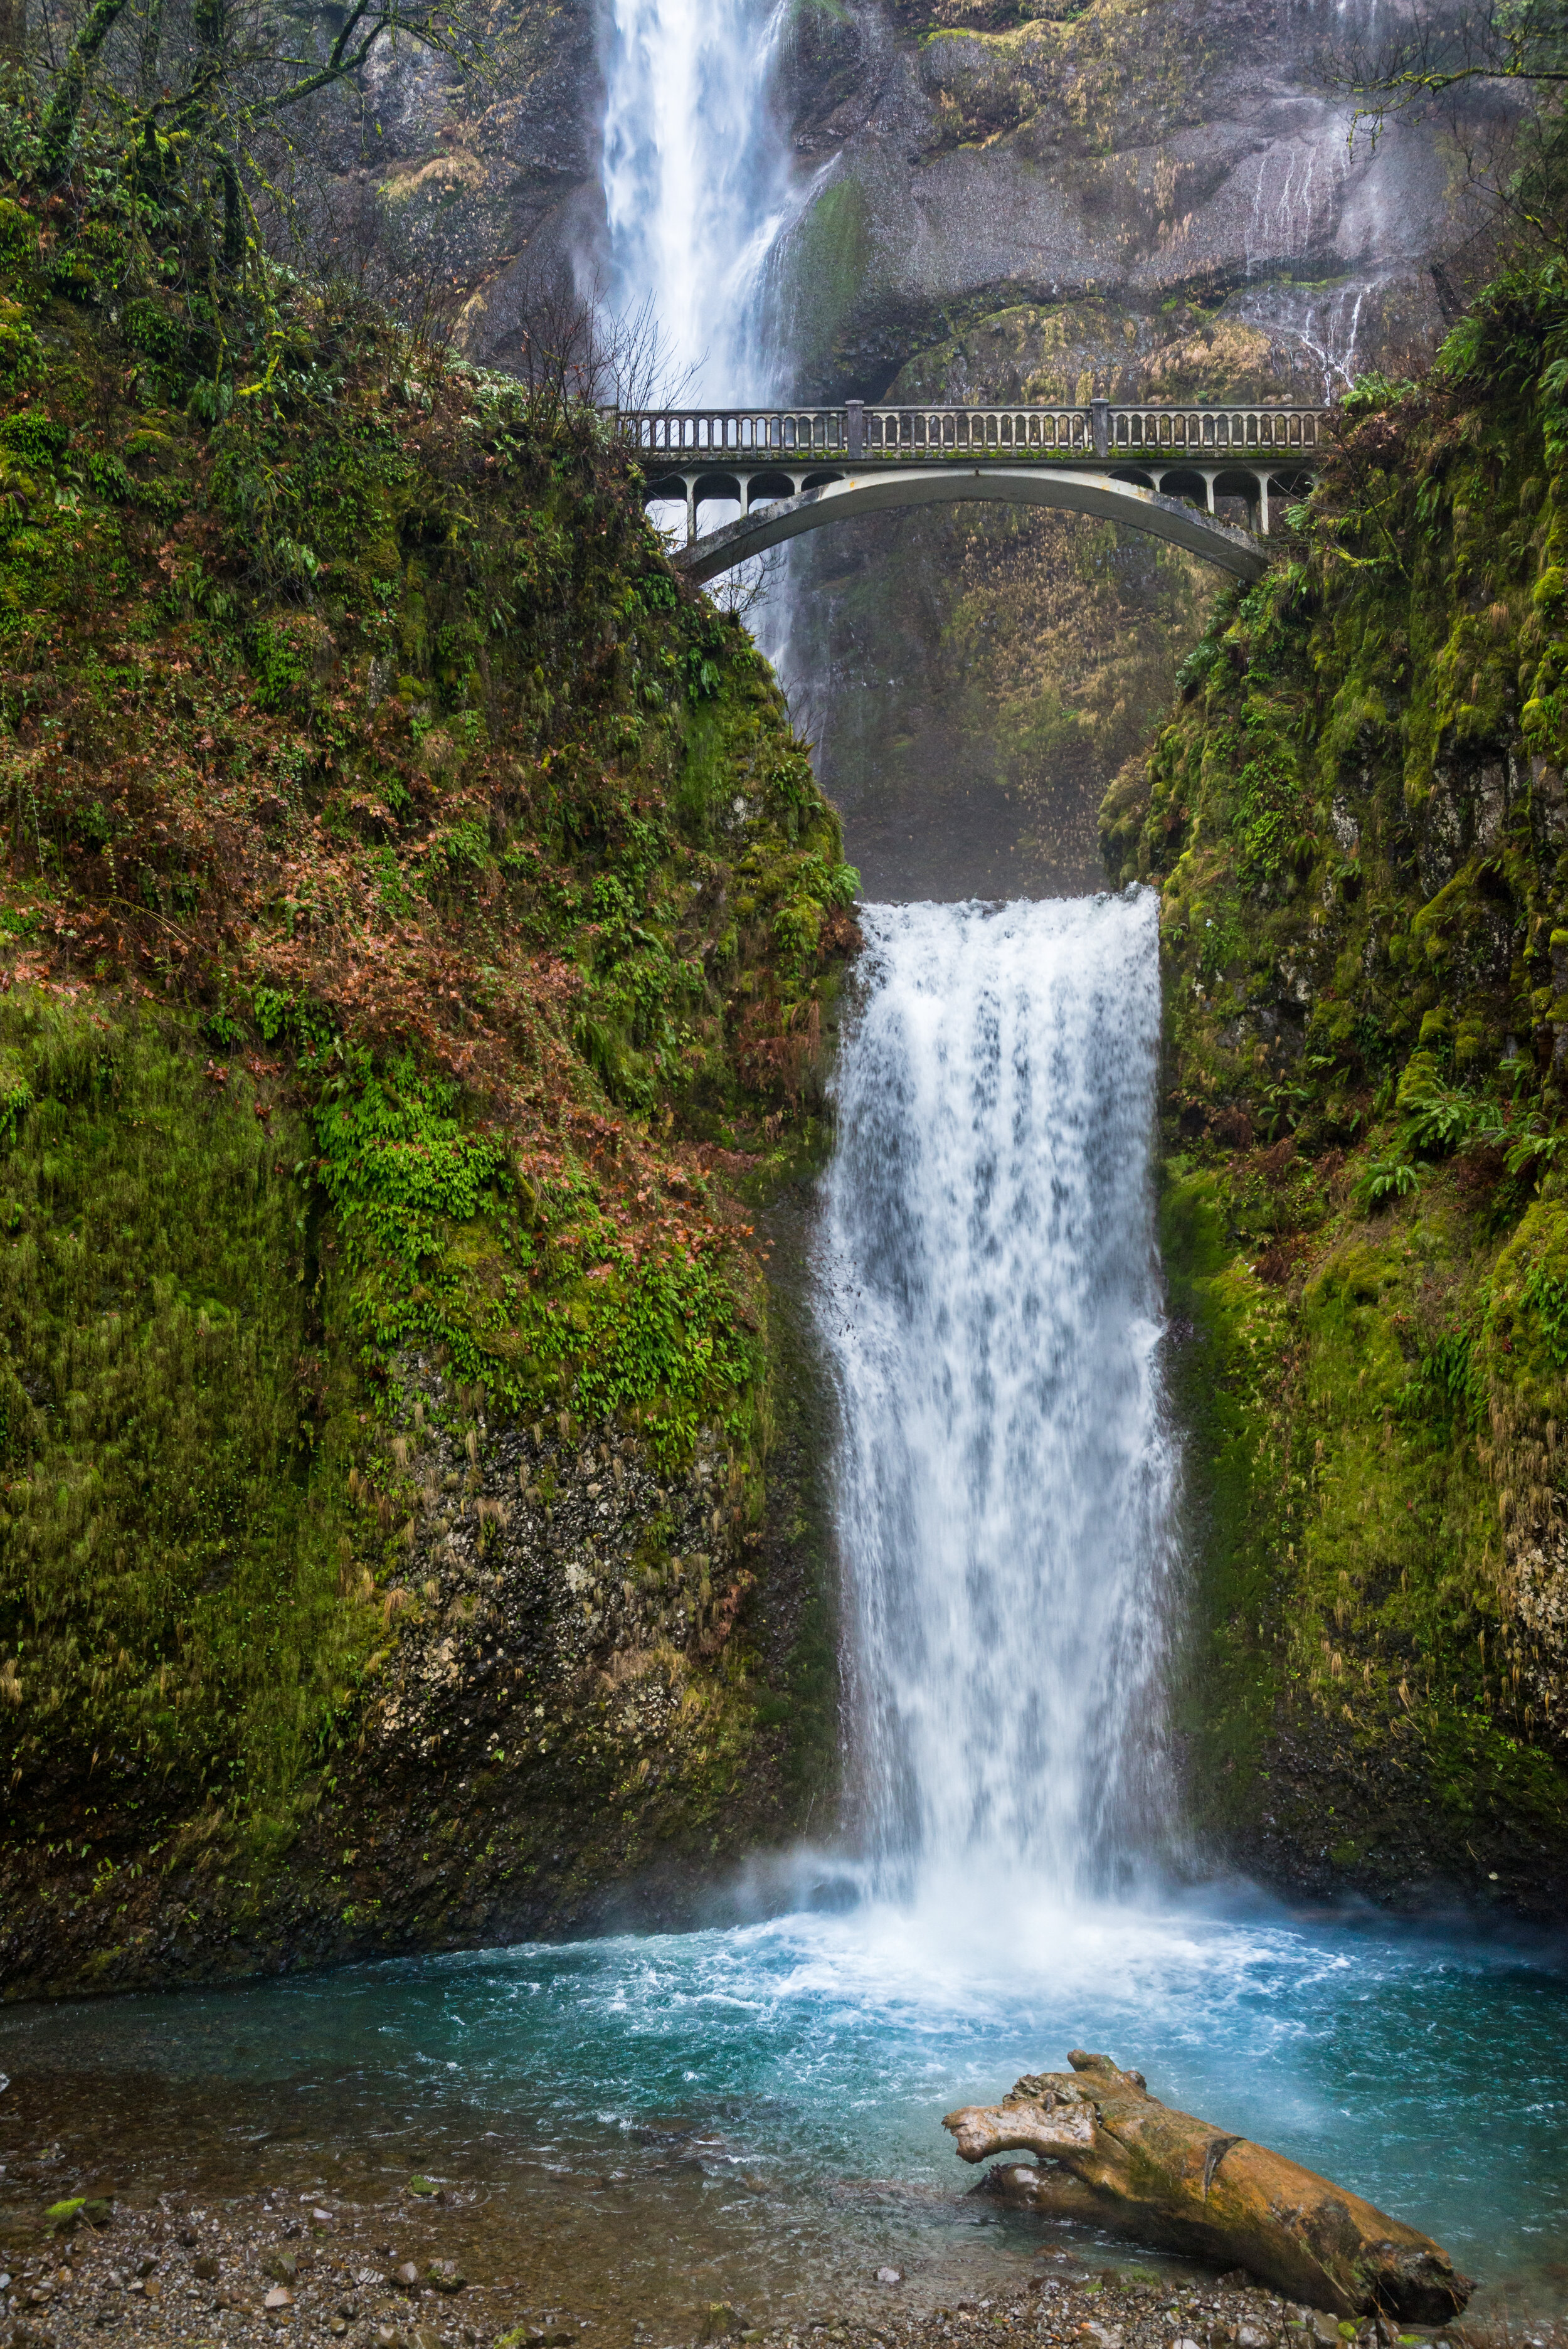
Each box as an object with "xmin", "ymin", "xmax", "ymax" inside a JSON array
[{"xmin": 819, "ymin": 893, "xmax": 1178, "ymax": 1899}]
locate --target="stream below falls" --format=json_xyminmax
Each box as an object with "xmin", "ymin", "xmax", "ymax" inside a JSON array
[
  {"xmin": 1, "ymin": 1901, "xmax": 1566, "ymax": 2327},
  {"xmin": 4, "ymin": 897, "xmax": 1568, "ymax": 2330}
]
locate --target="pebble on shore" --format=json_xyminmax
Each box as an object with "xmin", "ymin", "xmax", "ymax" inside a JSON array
[{"xmin": 0, "ymin": 2190, "xmax": 1560, "ymax": 2349}]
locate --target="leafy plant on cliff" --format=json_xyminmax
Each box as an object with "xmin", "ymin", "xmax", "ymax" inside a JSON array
[{"xmin": 1111, "ymin": 258, "xmax": 1568, "ymax": 1900}]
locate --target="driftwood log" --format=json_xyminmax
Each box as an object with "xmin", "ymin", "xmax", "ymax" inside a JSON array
[{"xmin": 943, "ymin": 2052, "xmax": 1473, "ymax": 2321}]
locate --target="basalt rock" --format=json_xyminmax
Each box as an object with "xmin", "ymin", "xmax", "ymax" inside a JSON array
[{"xmin": 945, "ymin": 2051, "xmax": 1472, "ymax": 2321}]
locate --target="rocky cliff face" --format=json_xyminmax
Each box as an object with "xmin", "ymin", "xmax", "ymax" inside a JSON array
[
  {"xmin": 1103, "ymin": 268, "xmax": 1568, "ymax": 1917},
  {"xmin": 770, "ymin": 0, "xmax": 1480, "ymax": 894},
  {"xmin": 777, "ymin": 0, "xmax": 1464, "ymax": 400}
]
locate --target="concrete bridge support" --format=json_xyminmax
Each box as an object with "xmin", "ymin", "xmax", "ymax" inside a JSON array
[
  {"xmin": 648, "ymin": 470, "xmax": 831, "ymax": 543},
  {"xmin": 1106, "ymin": 465, "xmax": 1298, "ymax": 533},
  {"xmin": 669, "ymin": 465, "xmax": 1277, "ymax": 586},
  {"xmin": 649, "ymin": 462, "xmax": 1307, "ymax": 563}
]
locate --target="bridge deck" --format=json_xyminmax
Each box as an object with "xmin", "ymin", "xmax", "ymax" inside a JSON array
[{"xmin": 613, "ymin": 400, "xmax": 1328, "ymax": 467}]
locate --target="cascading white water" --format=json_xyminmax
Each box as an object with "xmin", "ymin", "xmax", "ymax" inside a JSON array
[
  {"xmin": 818, "ymin": 893, "xmax": 1179, "ymax": 1902},
  {"xmin": 598, "ymin": 0, "xmax": 795, "ymax": 401},
  {"xmin": 597, "ymin": 0, "xmax": 802, "ymax": 645}
]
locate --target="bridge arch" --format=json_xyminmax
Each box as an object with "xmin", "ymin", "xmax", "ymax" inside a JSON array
[
  {"xmin": 667, "ymin": 464, "xmax": 1271, "ymax": 586},
  {"xmin": 1158, "ymin": 466, "xmax": 1211, "ymax": 507},
  {"xmin": 747, "ymin": 467, "xmax": 800, "ymax": 506}
]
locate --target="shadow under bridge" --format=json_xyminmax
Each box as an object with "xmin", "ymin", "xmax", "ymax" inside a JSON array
[{"xmin": 621, "ymin": 400, "xmax": 1327, "ymax": 586}]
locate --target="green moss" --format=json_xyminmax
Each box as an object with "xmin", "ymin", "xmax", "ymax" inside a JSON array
[
  {"xmin": 1118, "ymin": 266, "xmax": 1568, "ymax": 1892},
  {"xmin": 784, "ymin": 177, "xmax": 873, "ymax": 388},
  {"xmin": 0, "ymin": 989, "xmax": 374, "ymax": 1839},
  {"xmin": 1161, "ymin": 1168, "xmax": 1287, "ymax": 1800},
  {"xmin": 0, "ymin": 167, "xmax": 853, "ymax": 1963}
]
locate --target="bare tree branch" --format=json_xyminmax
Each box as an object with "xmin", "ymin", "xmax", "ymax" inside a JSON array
[{"xmin": 36, "ymin": 0, "xmax": 490, "ymax": 206}]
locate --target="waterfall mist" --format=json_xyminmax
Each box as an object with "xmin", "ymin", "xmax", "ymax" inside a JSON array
[{"xmin": 818, "ymin": 894, "xmax": 1180, "ymax": 1906}]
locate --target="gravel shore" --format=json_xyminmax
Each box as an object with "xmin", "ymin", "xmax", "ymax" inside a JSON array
[{"xmin": 2, "ymin": 2190, "xmax": 1560, "ymax": 2349}]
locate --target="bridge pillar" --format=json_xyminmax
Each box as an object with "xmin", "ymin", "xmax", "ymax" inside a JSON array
[
  {"xmin": 1252, "ymin": 470, "xmax": 1271, "ymax": 535},
  {"xmin": 1091, "ymin": 397, "xmax": 1110, "ymax": 460},
  {"xmin": 1202, "ymin": 472, "xmax": 1217, "ymax": 516},
  {"xmin": 847, "ymin": 400, "xmax": 864, "ymax": 458},
  {"xmin": 682, "ymin": 474, "xmax": 697, "ymax": 545}
]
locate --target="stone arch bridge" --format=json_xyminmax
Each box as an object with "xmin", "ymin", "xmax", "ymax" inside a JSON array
[{"xmin": 615, "ymin": 399, "xmax": 1327, "ymax": 585}]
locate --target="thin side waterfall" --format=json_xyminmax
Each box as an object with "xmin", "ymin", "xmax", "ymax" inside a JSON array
[
  {"xmin": 819, "ymin": 894, "xmax": 1179, "ymax": 1902},
  {"xmin": 598, "ymin": 0, "xmax": 795, "ymax": 401}
]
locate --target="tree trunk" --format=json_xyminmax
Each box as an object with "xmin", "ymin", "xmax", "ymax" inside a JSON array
[
  {"xmin": 0, "ymin": 0, "xmax": 25, "ymax": 78},
  {"xmin": 943, "ymin": 2051, "xmax": 1472, "ymax": 2322},
  {"xmin": 40, "ymin": 0, "xmax": 130, "ymax": 180}
]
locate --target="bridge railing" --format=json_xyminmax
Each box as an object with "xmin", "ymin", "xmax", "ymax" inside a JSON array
[
  {"xmin": 866, "ymin": 406, "xmax": 1091, "ymax": 453},
  {"xmin": 613, "ymin": 403, "xmax": 1328, "ymax": 464},
  {"xmin": 1109, "ymin": 406, "xmax": 1325, "ymax": 454},
  {"xmin": 617, "ymin": 410, "xmax": 852, "ymax": 457}
]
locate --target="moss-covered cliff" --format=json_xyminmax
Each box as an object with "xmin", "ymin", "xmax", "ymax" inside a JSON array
[
  {"xmin": 1104, "ymin": 268, "xmax": 1568, "ymax": 1916},
  {"xmin": 0, "ymin": 169, "xmax": 852, "ymax": 1995}
]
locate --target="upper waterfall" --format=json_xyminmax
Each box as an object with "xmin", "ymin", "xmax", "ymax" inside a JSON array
[
  {"xmin": 819, "ymin": 894, "xmax": 1179, "ymax": 1901},
  {"xmin": 598, "ymin": 0, "xmax": 795, "ymax": 401}
]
